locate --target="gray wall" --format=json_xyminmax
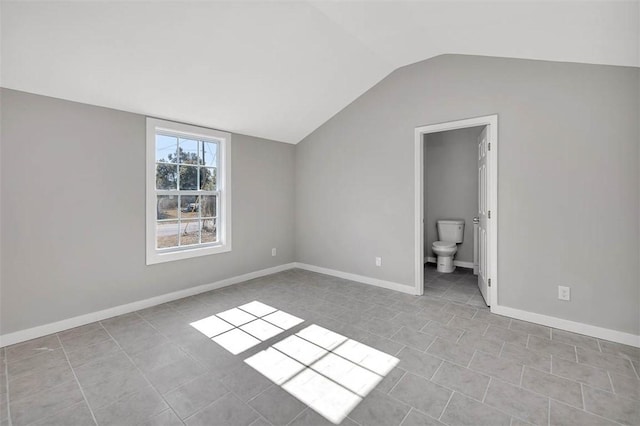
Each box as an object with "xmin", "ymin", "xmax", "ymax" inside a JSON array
[
  {"xmin": 425, "ymin": 127, "xmax": 481, "ymax": 264},
  {"xmin": 0, "ymin": 89, "xmax": 296, "ymax": 335},
  {"xmin": 295, "ymin": 55, "xmax": 640, "ymax": 335}
]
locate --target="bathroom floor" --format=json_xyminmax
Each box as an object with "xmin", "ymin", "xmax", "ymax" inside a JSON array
[{"xmin": 1, "ymin": 267, "xmax": 638, "ymax": 425}]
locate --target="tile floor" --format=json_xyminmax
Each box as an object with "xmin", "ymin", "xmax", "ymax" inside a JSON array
[{"xmin": 1, "ymin": 265, "xmax": 639, "ymax": 426}]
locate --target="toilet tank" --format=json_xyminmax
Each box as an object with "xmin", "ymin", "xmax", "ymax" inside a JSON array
[{"xmin": 437, "ymin": 220, "xmax": 465, "ymax": 243}]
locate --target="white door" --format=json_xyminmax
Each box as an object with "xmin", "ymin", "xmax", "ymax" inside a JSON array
[{"xmin": 477, "ymin": 127, "xmax": 490, "ymax": 305}]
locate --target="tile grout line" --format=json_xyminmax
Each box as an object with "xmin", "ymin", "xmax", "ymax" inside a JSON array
[
  {"xmin": 541, "ymin": 382, "xmax": 613, "ymax": 424},
  {"xmin": 179, "ymin": 387, "xmax": 231, "ymax": 424},
  {"xmin": 285, "ymin": 408, "xmax": 311, "ymax": 426},
  {"xmin": 465, "ymin": 349, "xmax": 477, "ymax": 368},
  {"xmin": 436, "ymin": 391, "xmax": 455, "ymax": 421},
  {"xmin": 481, "ymin": 376, "xmax": 491, "ymax": 403},
  {"xmin": 386, "ymin": 370, "xmax": 409, "ymax": 395},
  {"xmin": 396, "ymin": 407, "xmax": 413, "ymax": 426},
  {"xmin": 247, "ymin": 385, "xmax": 303, "ymax": 426},
  {"xmin": 183, "ymin": 387, "xmax": 262, "ymax": 425},
  {"xmin": 480, "ymin": 323, "xmax": 490, "ymax": 338},
  {"xmin": 423, "ymin": 334, "xmax": 437, "ymax": 353},
  {"xmin": 483, "ymin": 382, "xmax": 553, "ymax": 426},
  {"xmin": 251, "ymin": 415, "xmax": 274, "ymax": 426},
  {"xmin": 54, "ymin": 334, "xmax": 99, "ymax": 426},
  {"xmin": 521, "ymin": 361, "xmax": 600, "ymax": 406},
  {"xmin": 98, "ymin": 323, "xmax": 185, "ymax": 425},
  {"xmin": 428, "ymin": 360, "xmax": 445, "ymax": 383},
  {"xmin": 518, "ymin": 365, "xmax": 525, "ymax": 387},
  {"xmin": 245, "ymin": 384, "xmax": 281, "ymax": 407},
  {"xmin": 345, "ymin": 414, "xmax": 363, "ymax": 426},
  {"xmin": 497, "ymin": 341, "xmax": 506, "ymax": 357},
  {"xmin": 606, "ymin": 371, "xmax": 615, "ymax": 394},
  {"xmin": 576, "ymin": 389, "xmax": 629, "ymax": 426}
]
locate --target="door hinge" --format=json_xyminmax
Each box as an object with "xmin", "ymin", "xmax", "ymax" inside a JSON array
[
  {"xmin": 488, "ymin": 210, "xmax": 491, "ymax": 219},
  {"xmin": 488, "ymin": 278, "xmax": 492, "ymax": 287},
  {"xmin": 488, "ymin": 142, "xmax": 491, "ymax": 151}
]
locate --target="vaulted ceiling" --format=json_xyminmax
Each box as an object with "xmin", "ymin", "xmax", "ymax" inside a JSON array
[{"xmin": 2, "ymin": 1, "xmax": 638, "ymax": 143}]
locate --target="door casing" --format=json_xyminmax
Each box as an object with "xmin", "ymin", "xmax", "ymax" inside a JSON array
[{"xmin": 414, "ymin": 114, "xmax": 498, "ymax": 309}]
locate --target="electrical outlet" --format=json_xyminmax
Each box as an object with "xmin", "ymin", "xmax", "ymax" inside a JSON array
[
  {"xmin": 271, "ymin": 248, "xmax": 277, "ymax": 256},
  {"xmin": 558, "ymin": 286, "xmax": 570, "ymax": 301},
  {"xmin": 375, "ymin": 257, "xmax": 382, "ymax": 267}
]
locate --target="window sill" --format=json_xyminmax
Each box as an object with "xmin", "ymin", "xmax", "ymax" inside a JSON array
[{"xmin": 146, "ymin": 243, "xmax": 231, "ymax": 265}]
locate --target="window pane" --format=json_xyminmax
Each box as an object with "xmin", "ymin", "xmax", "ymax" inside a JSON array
[
  {"xmin": 156, "ymin": 164, "xmax": 177, "ymax": 190},
  {"xmin": 179, "ymin": 138, "xmax": 200, "ymax": 165},
  {"xmin": 179, "ymin": 220, "xmax": 200, "ymax": 246},
  {"xmin": 156, "ymin": 195, "xmax": 178, "ymax": 220},
  {"xmin": 201, "ymin": 218, "xmax": 217, "ymax": 243},
  {"xmin": 180, "ymin": 195, "xmax": 199, "ymax": 219},
  {"xmin": 200, "ymin": 195, "xmax": 217, "ymax": 218},
  {"xmin": 157, "ymin": 221, "xmax": 179, "ymax": 248},
  {"xmin": 179, "ymin": 165, "xmax": 198, "ymax": 190},
  {"xmin": 201, "ymin": 141, "xmax": 217, "ymax": 167},
  {"xmin": 200, "ymin": 167, "xmax": 216, "ymax": 190},
  {"xmin": 156, "ymin": 135, "xmax": 177, "ymax": 163}
]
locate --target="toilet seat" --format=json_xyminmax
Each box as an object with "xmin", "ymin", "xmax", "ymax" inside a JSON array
[{"xmin": 432, "ymin": 241, "xmax": 456, "ymax": 249}]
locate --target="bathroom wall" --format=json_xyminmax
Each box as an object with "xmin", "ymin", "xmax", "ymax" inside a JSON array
[
  {"xmin": 424, "ymin": 127, "xmax": 481, "ymax": 264},
  {"xmin": 0, "ymin": 89, "xmax": 296, "ymax": 335},
  {"xmin": 295, "ymin": 54, "xmax": 639, "ymax": 336}
]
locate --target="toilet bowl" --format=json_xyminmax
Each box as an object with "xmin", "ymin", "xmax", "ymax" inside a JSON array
[
  {"xmin": 432, "ymin": 219, "xmax": 465, "ymax": 273},
  {"xmin": 432, "ymin": 241, "xmax": 458, "ymax": 273}
]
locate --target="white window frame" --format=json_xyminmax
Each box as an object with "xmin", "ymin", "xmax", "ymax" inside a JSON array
[{"xmin": 146, "ymin": 117, "xmax": 232, "ymax": 265}]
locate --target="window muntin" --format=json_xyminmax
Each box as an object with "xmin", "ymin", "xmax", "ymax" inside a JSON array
[
  {"xmin": 146, "ymin": 118, "xmax": 231, "ymax": 264},
  {"xmin": 155, "ymin": 136, "xmax": 219, "ymax": 249}
]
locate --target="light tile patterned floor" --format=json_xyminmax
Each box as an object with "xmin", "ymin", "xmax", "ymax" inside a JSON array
[{"xmin": 1, "ymin": 265, "xmax": 639, "ymax": 425}]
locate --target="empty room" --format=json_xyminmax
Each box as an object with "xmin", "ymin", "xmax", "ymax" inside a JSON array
[{"xmin": 1, "ymin": 1, "xmax": 639, "ymax": 425}]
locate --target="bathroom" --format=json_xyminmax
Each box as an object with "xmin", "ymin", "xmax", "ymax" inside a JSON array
[{"xmin": 423, "ymin": 126, "xmax": 485, "ymax": 276}]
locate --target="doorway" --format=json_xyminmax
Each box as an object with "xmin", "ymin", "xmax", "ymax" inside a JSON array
[{"xmin": 414, "ymin": 115, "xmax": 498, "ymax": 307}]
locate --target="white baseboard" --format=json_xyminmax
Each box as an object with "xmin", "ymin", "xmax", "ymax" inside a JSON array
[
  {"xmin": 492, "ymin": 305, "xmax": 640, "ymax": 348},
  {"xmin": 5, "ymin": 260, "xmax": 637, "ymax": 349},
  {"xmin": 0, "ymin": 263, "xmax": 297, "ymax": 347},
  {"xmin": 425, "ymin": 256, "xmax": 474, "ymax": 269},
  {"xmin": 294, "ymin": 262, "xmax": 417, "ymax": 296}
]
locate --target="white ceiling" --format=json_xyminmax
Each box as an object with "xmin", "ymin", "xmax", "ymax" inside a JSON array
[{"xmin": 2, "ymin": 1, "xmax": 638, "ymax": 144}]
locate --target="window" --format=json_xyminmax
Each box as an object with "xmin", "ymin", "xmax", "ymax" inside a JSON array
[{"xmin": 146, "ymin": 118, "xmax": 231, "ymax": 264}]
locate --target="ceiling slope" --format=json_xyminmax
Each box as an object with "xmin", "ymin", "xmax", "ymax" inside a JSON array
[{"xmin": 1, "ymin": 1, "xmax": 638, "ymax": 144}]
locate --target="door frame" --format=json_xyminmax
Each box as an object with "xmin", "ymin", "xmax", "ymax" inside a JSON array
[{"xmin": 414, "ymin": 114, "xmax": 498, "ymax": 309}]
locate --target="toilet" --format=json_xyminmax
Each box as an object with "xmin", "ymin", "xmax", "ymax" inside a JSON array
[{"xmin": 432, "ymin": 219, "xmax": 465, "ymax": 273}]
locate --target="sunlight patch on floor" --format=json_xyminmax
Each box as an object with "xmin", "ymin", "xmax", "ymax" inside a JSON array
[
  {"xmin": 262, "ymin": 310, "xmax": 305, "ymax": 329},
  {"xmin": 189, "ymin": 301, "xmax": 303, "ymax": 355},
  {"xmin": 244, "ymin": 347, "xmax": 306, "ymax": 385},
  {"xmin": 245, "ymin": 324, "xmax": 399, "ymax": 424},
  {"xmin": 283, "ymin": 369, "xmax": 362, "ymax": 424},
  {"xmin": 191, "ymin": 301, "xmax": 398, "ymax": 423}
]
